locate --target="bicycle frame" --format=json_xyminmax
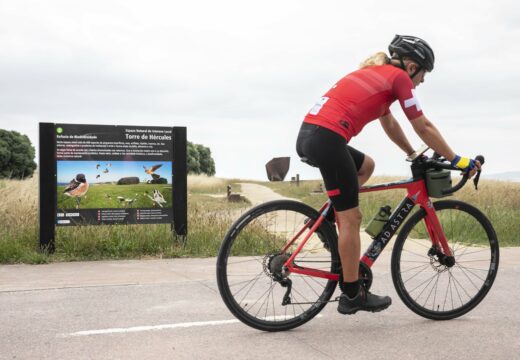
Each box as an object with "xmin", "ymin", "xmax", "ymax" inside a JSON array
[{"xmin": 282, "ymin": 177, "xmax": 452, "ymax": 281}]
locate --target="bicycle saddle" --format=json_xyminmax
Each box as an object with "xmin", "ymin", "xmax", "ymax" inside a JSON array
[{"xmin": 300, "ymin": 156, "xmax": 318, "ymax": 168}]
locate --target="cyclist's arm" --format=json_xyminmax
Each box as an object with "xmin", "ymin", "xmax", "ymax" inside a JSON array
[
  {"xmin": 379, "ymin": 113, "xmax": 415, "ymax": 155},
  {"xmin": 410, "ymin": 115, "xmax": 456, "ymax": 161},
  {"xmin": 391, "ymin": 72, "xmax": 457, "ymax": 162}
]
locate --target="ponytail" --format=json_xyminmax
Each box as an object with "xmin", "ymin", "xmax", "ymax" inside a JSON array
[{"xmin": 359, "ymin": 52, "xmax": 391, "ymax": 68}]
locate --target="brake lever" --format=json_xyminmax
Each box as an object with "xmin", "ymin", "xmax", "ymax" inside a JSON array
[
  {"xmin": 473, "ymin": 170, "xmax": 481, "ymax": 190},
  {"xmin": 473, "ymin": 155, "xmax": 485, "ymax": 190}
]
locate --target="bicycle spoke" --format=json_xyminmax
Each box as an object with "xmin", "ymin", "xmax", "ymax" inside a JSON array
[
  {"xmin": 456, "ymin": 259, "xmax": 492, "ymax": 263},
  {"xmin": 252, "ymin": 282, "xmax": 277, "ymax": 318},
  {"xmin": 409, "ymin": 239, "xmax": 432, "ymax": 250},
  {"xmin": 454, "ymin": 264, "xmax": 483, "ymax": 291},
  {"xmin": 300, "ymin": 276, "xmax": 323, "ymax": 298},
  {"xmin": 291, "ymin": 285, "xmax": 315, "ymax": 305},
  {"xmin": 402, "ymin": 248, "xmax": 429, "ymax": 259},
  {"xmin": 399, "ymin": 263, "xmax": 430, "ymax": 274},
  {"xmin": 424, "ymin": 272, "xmax": 440, "ymax": 310},
  {"xmin": 228, "ymin": 257, "xmax": 264, "ymax": 265},
  {"xmin": 393, "ymin": 201, "xmax": 498, "ymax": 320},
  {"xmin": 413, "ymin": 272, "xmax": 438, "ymax": 302},
  {"xmin": 237, "ymin": 276, "xmax": 268, "ymax": 308},
  {"xmin": 443, "ymin": 274, "xmax": 452, "ymax": 311},
  {"xmin": 270, "ymin": 282, "xmax": 276, "ymax": 321},
  {"xmin": 449, "ymin": 270, "xmax": 473, "ymax": 300},
  {"xmin": 217, "ymin": 200, "xmax": 340, "ymax": 330},
  {"xmin": 229, "ymin": 273, "xmax": 266, "ymax": 288},
  {"xmin": 402, "ymin": 264, "xmax": 431, "ymax": 284},
  {"xmin": 454, "ymin": 265, "xmax": 489, "ymax": 272},
  {"xmin": 449, "ymin": 271, "xmax": 465, "ymax": 307},
  {"xmin": 456, "ymin": 248, "xmax": 489, "ymax": 259},
  {"xmin": 455, "ymin": 264, "xmax": 488, "ymax": 280}
]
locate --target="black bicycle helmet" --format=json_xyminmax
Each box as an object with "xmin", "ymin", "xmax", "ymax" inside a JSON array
[{"xmin": 388, "ymin": 34, "xmax": 435, "ymax": 72}]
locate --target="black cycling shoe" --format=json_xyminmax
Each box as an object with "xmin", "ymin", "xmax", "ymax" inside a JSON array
[{"xmin": 337, "ymin": 286, "xmax": 392, "ymax": 315}]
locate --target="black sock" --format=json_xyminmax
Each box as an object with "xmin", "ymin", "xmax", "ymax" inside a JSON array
[{"xmin": 343, "ymin": 281, "xmax": 360, "ymax": 298}]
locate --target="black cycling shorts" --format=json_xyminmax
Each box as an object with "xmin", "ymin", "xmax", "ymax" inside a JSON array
[{"xmin": 296, "ymin": 122, "xmax": 365, "ymax": 211}]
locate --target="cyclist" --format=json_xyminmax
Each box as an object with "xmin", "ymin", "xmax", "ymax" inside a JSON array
[{"xmin": 296, "ymin": 34, "xmax": 480, "ymax": 315}]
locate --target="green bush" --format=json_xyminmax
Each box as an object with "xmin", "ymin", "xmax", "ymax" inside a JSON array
[{"xmin": 0, "ymin": 129, "xmax": 37, "ymax": 179}]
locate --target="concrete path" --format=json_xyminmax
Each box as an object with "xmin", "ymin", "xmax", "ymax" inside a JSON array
[
  {"xmin": 237, "ymin": 182, "xmax": 297, "ymax": 206},
  {"xmin": 2, "ymin": 184, "xmax": 518, "ymax": 359},
  {"xmin": 1, "ymin": 248, "xmax": 519, "ymax": 360}
]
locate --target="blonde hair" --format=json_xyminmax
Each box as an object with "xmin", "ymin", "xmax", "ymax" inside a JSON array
[{"xmin": 359, "ymin": 52, "xmax": 391, "ymax": 68}]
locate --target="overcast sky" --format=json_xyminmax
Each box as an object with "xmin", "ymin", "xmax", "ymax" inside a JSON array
[{"xmin": 0, "ymin": 0, "xmax": 518, "ymax": 180}]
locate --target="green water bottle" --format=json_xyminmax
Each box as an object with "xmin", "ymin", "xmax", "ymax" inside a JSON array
[{"xmin": 365, "ymin": 205, "xmax": 392, "ymax": 238}]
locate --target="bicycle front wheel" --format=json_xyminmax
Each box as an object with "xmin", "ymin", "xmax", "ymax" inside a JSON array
[
  {"xmin": 391, "ymin": 200, "xmax": 499, "ymax": 320},
  {"xmin": 217, "ymin": 200, "xmax": 339, "ymax": 332}
]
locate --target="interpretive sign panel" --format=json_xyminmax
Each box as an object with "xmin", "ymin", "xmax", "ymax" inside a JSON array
[
  {"xmin": 39, "ymin": 123, "xmax": 187, "ymax": 252},
  {"xmin": 55, "ymin": 124, "xmax": 173, "ymax": 225}
]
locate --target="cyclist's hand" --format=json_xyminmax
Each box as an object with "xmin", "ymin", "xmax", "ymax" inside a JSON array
[{"xmin": 451, "ymin": 155, "xmax": 481, "ymax": 178}]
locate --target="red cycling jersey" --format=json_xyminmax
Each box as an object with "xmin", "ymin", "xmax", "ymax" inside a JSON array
[{"xmin": 304, "ymin": 64, "xmax": 423, "ymax": 141}]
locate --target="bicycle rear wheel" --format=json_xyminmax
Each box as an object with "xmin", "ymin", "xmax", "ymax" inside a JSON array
[
  {"xmin": 391, "ymin": 200, "xmax": 499, "ymax": 320},
  {"xmin": 217, "ymin": 200, "xmax": 339, "ymax": 332}
]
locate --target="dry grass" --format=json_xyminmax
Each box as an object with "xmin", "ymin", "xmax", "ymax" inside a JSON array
[
  {"xmin": 188, "ymin": 174, "xmax": 228, "ymax": 191},
  {"xmin": 187, "ymin": 174, "xmax": 245, "ymax": 195},
  {"xmin": 0, "ymin": 177, "xmax": 46, "ymax": 263},
  {"xmin": 0, "ymin": 175, "xmax": 250, "ymax": 264},
  {"xmin": 0, "ymin": 177, "xmax": 38, "ymax": 236},
  {"xmin": 0, "ymin": 174, "xmax": 518, "ymax": 264}
]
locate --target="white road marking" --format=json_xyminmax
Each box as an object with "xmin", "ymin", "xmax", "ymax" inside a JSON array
[
  {"xmin": 58, "ymin": 319, "xmax": 240, "ymax": 338},
  {"xmin": 58, "ymin": 314, "xmax": 324, "ymax": 338}
]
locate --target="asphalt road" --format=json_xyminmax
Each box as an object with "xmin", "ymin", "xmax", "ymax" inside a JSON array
[{"xmin": 1, "ymin": 247, "xmax": 519, "ymax": 360}]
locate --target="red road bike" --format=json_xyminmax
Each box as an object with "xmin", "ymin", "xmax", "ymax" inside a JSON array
[{"xmin": 217, "ymin": 148, "xmax": 499, "ymax": 331}]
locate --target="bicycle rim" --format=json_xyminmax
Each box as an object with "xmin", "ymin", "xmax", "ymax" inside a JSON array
[
  {"xmin": 217, "ymin": 200, "xmax": 339, "ymax": 331},
  {"xmin": 391, "ymin": 200, "xmax": 499, "ymax": 320}
]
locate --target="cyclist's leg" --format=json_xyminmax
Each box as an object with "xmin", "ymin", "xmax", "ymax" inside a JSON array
[
  {"xmin": 346, "ymin": 144, "xmax": 374, "ymax": 186},
  {"xmin": 316, "ymin": 150, "xmax": 361, "ymax": 285},
  {"xmin": 296, "ymin": 124, "xmax": 361, "ymax": 276},
  {"xmin": 296, "ymin": 125, "xmax": 391, "ymax": 312},
  {"xmin": 325, "ymin": 147, "xmax": 373, "ymax": 225},
  {"xmin": 297, "ymin": 126, "xmax": 362, "ymax": 276},
  {"xmin": 319, "ymin": 150, "xmax": 391, "ymax": 314},
  {"xmin": 335, "ymin": 208, "xmax": 362, "ymax": 283}
]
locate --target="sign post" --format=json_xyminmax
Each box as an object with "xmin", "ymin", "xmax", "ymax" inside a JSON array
[
  {"xmin": 173, "ymin": 127, "xmax": 187, "ymax": 238},
  {"xmin": 39, "ymin": 123, "xmax": 57, "ymax": 253}
]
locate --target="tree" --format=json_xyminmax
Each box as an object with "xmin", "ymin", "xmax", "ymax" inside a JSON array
[
  {"xmin": 195, "ymin": 144, "xmax": 216, "ymax": 176},
  {"xmin": 187, "ymin": 142, "xmax": 201, "ymax": 175},
  {"xmin": 0, "ymin": 129, "xmax": 37, "ymax": 179},
  {"xmin": 186, "ymin": 141, "xmax": 216, "ymax": 176}
]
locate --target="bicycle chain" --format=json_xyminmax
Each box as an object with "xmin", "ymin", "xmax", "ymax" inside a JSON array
[{"xmin": 286, "ymin": 297, "xmax": 340, "ymax": 306}]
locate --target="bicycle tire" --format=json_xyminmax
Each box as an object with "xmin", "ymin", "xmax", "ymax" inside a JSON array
[
  {"xmin": 217, "ymin": 200, "xmax": 340, "ymax": 331},
  {"xmin": 391, "ymin": 200, "xmax": 499, "ymax": 320}
]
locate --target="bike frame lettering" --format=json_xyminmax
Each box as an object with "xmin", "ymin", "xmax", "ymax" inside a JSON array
[{"xmin": 284, "ymin": 178, "xmax": 451, "ymax": 280}]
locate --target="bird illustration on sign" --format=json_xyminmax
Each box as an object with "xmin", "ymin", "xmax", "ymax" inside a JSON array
[{"xmin": 63, "ymin": 174, "xmax": 89, "ymax": 209}]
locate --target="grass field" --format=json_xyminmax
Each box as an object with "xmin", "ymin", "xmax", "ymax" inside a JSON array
[
  {"xmin": 0, "ymin": 174, "xmax": 518, "ymax": 264},
  {"xmin": 263, "ymin": 176, "xmax": 520, "ymax": 247},
  {"xmin": 0, "ymin": 175, "xmax": 247, "ymax": 264},
  {"xmin": 57, "ymin": 183, "xmax": 172, "ymax": 209}
]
